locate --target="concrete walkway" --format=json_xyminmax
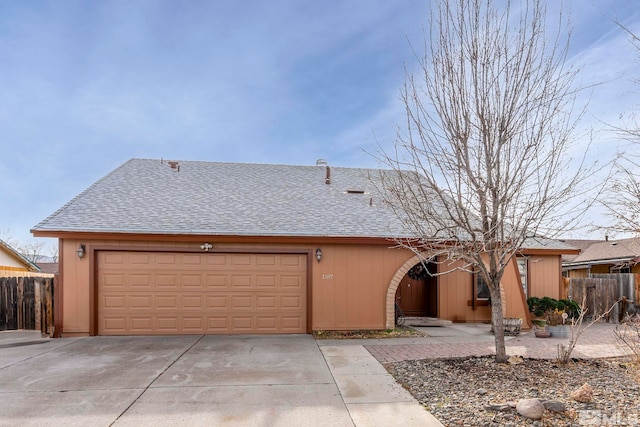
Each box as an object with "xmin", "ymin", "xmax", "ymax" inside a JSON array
[
  {"xmin": 361, "ymin": 323, "xmax": 631, "ymax": 363},
  {"xmin": 0, "ymin": 332, "xmax": 442, "ymax": 427}
]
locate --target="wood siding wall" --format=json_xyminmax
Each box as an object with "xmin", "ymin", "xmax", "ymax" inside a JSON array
[
  {"xmin": 58, "ymin": 238, "xmax": 561, "ymax": 334},
  {"xmin": 60, "ymin": 238, "xmax": 417, "ymax": 334}
]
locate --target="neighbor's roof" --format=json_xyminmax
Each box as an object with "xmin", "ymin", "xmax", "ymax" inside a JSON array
[
  {"xmin": 0, "ymin": 238, "xmax": 41, "ymax": 272},
  {"xmin": 566, "ymin": 237, "xmax": 640, "ymax": 266},
  {"xmin": 558, "ymin": 239, "xmax": 603, "ymax": 263},
  {"xmin": 32, "ymin": 159, "xmax": 412, "ymax": 239}
]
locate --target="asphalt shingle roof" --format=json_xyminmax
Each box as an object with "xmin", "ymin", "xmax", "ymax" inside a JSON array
[
  {"xmin": 32, "ymin": 158, "xmax": 579, "ymax": 253},
  {"xmin": 32, "ymin": 159, "xmax": 411, "ymax": 238},
  {"xmin": 569, "ymin": 237, "xmax": 640, "ymax": 264}
]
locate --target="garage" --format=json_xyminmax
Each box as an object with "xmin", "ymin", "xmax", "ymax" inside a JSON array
[{"xmin": 96, "ymin": 251, "xmax": 308, "ymax": 335}]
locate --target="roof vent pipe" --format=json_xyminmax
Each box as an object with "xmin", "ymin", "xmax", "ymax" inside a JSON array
[{"xmin": 325, "ymin": 166, "xmax": 331, "ymax": 185}]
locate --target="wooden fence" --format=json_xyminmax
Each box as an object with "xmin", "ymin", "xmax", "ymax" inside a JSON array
[
  {"xmin": 569, "ymin": 273, "xmax": 640, "ymax": 323},
  {"xmin": 0, "ymin": 276, "xmax": 55, "ymax": 335}
]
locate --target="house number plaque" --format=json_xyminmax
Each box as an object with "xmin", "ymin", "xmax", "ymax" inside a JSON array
[{"xmin": 322, "ymin": 274, "xmax": 334, "ymax": 280}]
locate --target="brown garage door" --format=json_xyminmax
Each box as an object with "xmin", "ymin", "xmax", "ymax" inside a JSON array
[{"xmin": 97, "ymin": 251, "xmax": 307, "ymax": 335}]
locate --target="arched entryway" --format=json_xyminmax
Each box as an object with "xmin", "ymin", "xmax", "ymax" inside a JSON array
[
  {"xmin": 385, "ymin": 253, "xmax": 437, "ymax": 328},
  {"xmin": 396, "ymin": 262, "xmax": 437, "ymax": 317}
]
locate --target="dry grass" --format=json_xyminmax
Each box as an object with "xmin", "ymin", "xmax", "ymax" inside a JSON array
[{"xmin": 313, "ymin": 327, "xmax": 424, "ymax": 339}]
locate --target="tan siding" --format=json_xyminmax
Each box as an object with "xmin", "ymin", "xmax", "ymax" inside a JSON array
[
  {"xmin": 0, "ymin": 250, "xmax": 28, "ymax": 270},
  {"xmin": 437, "ymin": 260, "xmax": 491, "ymax": 323},
  {"xmin": 528, "ymin": 255, "xmax": 561, "ymax": 299},
  {"xmin": 61, "ymin": 238, "xmax": 416, "ymax": 335},
  {"xmin": 502, "ymin": 259, "xmax": 528, "ymax": 321},
  {"xmin": 312, "ymin": 245, "xmax": 408, "ymax": 330},
  {"xmin": 591, "ymin": 265, "xmax": 610, "ymax": 274}
]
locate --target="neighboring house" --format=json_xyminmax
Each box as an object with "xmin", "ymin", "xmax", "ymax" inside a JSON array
[
  {"xmin": 32, "ymin": 158, "xmax": 576, "ymax": 336},
  {"xmin": 562, "ymin": 237, "xmax": 640, "ymax": 278},
  {"xmin": 0, "ymin": 238, "xmax": 41, "ymax": 275}
]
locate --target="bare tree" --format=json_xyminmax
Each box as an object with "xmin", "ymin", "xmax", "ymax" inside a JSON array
[
  {"xmin": 601, "ymin": 23, "xmax": 640, "ymax": 234},
  {"xmin": 0, "ymin": 228, "xmax": 47, "ymax": 264},
  {"xmin": 377, "ymin": 0, "xmax": 594, "ymax": 363}
]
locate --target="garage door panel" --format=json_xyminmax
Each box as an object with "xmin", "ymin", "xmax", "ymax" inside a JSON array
[
  {"xmin": 206, "ymin": 275, "xmax": 227, "ymax": 288},
  {"xmin": 130, "ymin": 254, "xmax": 151, "ymax": 264},
  {"xmin": 256, "ymin": 275, "xmax": 277, "ymax": 288},
  {"xmin": 156, "ymin": 254, "xmax": 177, "ymax": 265},
  {"xmin": 281, "ymin": 255, "xmax": 303, "ymax": 267},
  {"xmin": 230, "ymin": 275, "xmax": 253, "ymax": 288},
  {"xmin": 231, "ymin": 295, "xmax": 252, "ymax": 309},
  {"xmin": 98, "ymin": 251, "xmax": 306, "ymax": 335},
  {"xmin": 231, "ymin": 254, "xmax": 253, "ymax": 266},
  {"xmin": 257, "ymin": 296, "xmax": 276, "ymax": 309},
  {"xmin": 157, "ymin": 317, "xmax": 178, "ymax": 331},
  {"xmin": 281, "ymin": 275, "xmax": 304, "ymax": 288},
  {"xmin": 182, "ymin": 295, "xmax": 205, "ymax": 309},
  {"xmin": 156, "ymin": 274, "xmax": 178, "ymax": 288},
  {"xmin": 207, "ymin": 295, "xmax": 227, "ymax": 308},
  {"xmin": 181, "ymin": 274, "xmax": 203, "ymax": 288}
]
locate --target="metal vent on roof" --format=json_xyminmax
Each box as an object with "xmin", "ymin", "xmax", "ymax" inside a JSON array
[
  {"xmin": 316, "ymin": 159, "xmax": 328, "ymax": 166},
  {"xmin": 345, "ymin": 189, "xmax": 366, "ymax": 194}
]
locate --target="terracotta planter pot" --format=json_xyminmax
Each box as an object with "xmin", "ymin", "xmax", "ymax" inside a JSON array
[{"xmin": 535, "ymin": 330, "xmax": 551, "ymax": 338}]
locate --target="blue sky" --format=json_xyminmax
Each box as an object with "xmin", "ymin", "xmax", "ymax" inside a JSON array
[{"xmin": 1, "ymin": 0, "xmax": 639, "ymax": 252}]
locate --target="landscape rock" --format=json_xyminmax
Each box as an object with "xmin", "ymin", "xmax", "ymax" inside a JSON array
[
  {"xmin": 385, "ymin": 357, "xmax": 639, "ymax": 426},
  {"xmin": 570, "ymin": 383, "xmax": 593, "ymax": 403},
  {"xmin": 516, "ymin": 398, "xmax": 545, "ymax": 420},
  {"xmin": 486, "ymin": 403, "xmax": 511, "ymax": 412},
  {"xmin": 541, "ymin": 399, "xmax": 567, "ymax": 412},
  {"xmin": 508, "ymin": 355, "xmax": 524, "ymax": 365}
]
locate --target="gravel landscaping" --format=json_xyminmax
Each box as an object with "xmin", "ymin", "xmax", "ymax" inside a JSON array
[{"xmin": 386, "ymin": 356, "xmax": 640, "ymax": 426}]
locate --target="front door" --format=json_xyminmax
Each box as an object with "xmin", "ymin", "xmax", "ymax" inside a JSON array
[
  {"xmin": 396, "ymin": 275, "xmax": 427, "ymax": 316},
  {"xmin": 395, "ymin": 262, "xmax": 438, "ymax": 317}
]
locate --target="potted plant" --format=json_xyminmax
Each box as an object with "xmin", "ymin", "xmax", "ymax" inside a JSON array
[
  {"xmin": 532, "ymin": 319, "xmax": 550, "ymax": 338},
  {"xmin": 545, "ymin": 308, "xmax": 569, "ymax": 338},
  {"xmin": 490, "ymin": 317, "xmax": 523, "ymax": 335}
]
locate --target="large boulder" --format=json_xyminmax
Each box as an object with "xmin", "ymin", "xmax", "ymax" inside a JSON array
[
  {"xmin": 570, "ymin": 383, "xmax": 593, "ymax": 403},
  {"xmin": 516, "ymin": 398, "xmax": 545, "ymax": 420}
]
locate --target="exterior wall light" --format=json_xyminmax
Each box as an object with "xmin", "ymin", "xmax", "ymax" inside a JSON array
[
  {"xmin": 76, "ymin": 244, "xmax": 86, "ymax": 259},
  {"xmin": 315, "ymin": 248, "xmax": 322, "ymax": 262}
]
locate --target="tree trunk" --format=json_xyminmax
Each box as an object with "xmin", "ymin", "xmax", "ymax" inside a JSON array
[{"xmin": 490, "ymin": 284, "xmax": 508, "ymax": 363}]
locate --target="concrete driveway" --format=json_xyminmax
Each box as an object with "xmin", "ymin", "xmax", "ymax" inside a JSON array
[{"xmin": 0, "ymin": 333, "xmax": 441, "ymax": 426}]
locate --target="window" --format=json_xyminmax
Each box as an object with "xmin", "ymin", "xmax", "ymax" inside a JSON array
[
  {"xmin": 476, "ymin": 274, "xmax": 490, "ymax": 300},
  {"xmin": 471, "ymin": 271, "xmax": 490, "ymax": 310},
  {"xmin": 517, "ymin": 257, "xmax": 528, "ymax": 297},
  {"xmin": 610, "ymin": 265, "xmax": 631, "ymax": 274}
]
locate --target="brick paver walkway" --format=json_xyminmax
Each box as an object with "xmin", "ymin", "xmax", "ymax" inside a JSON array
[{"xmin": 365, "ymin": 323, "xmax": 633, "ymax": 363}]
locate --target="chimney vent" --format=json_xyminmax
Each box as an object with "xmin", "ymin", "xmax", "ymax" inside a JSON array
[
  {"xmin": 325, "ymin": 166, "xmax": 331, "ymax": 185},
  {"xmin": 168, "ymin": 161, "xmax": 180, "ymax": 172}
]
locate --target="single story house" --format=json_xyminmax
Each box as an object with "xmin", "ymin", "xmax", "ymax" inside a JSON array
[
  {"xmin": 562, "ymin": 237, "xmax": 640, "ymax": 278},
  {"xmin": 32, "ymin": 158, "xmax": 576, "ymax": 336},
  {"xmin": 0, "ymin": 238, "xmax": 41, "ymax": 276}
]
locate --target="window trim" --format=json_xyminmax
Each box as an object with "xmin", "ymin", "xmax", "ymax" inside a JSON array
[
  {"xmin": 516, "ymin": 256, "xmax": 528, "ymax": 298},
  {"xmin": 471, "ymin": 271, "xmax": 490, "ymax": 310}
]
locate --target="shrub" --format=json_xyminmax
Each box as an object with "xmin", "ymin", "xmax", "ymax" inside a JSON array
[{"xmin": 527, "ymin": 296, "xmax": 580, "ymax": 319}]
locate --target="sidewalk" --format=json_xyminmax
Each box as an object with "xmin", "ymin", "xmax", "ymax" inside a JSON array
[{"xmin": 363, "ymin": 323, "xmax": 632, "ymax": 363}]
